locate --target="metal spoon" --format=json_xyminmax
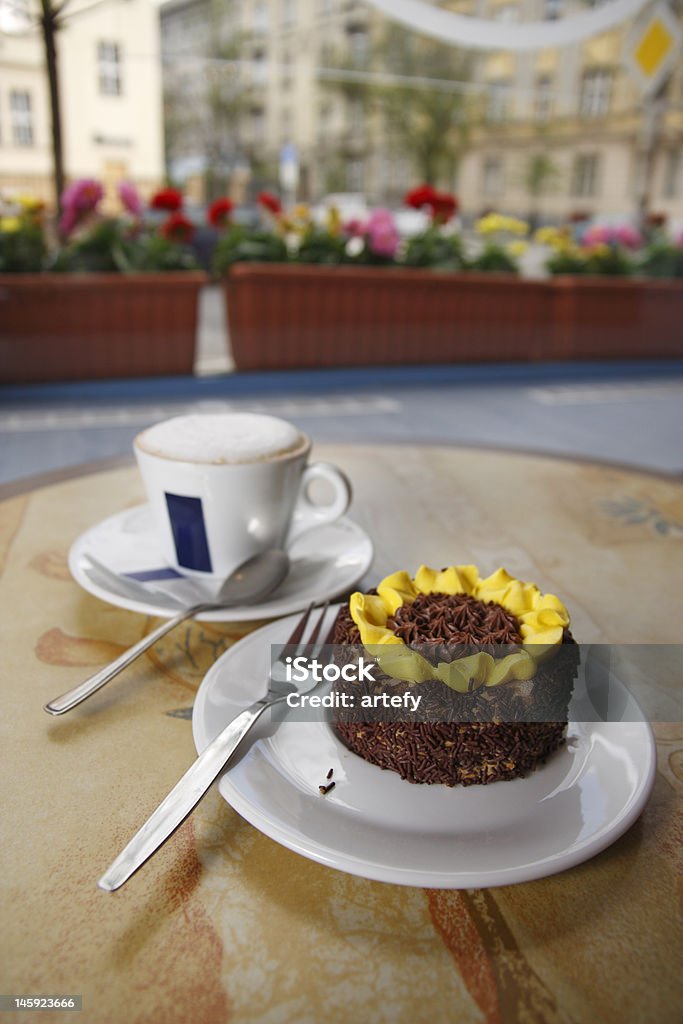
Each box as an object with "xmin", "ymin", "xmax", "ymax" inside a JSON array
[{"xmin": 44, "ymin": 549, "xmax": 289, "ymax": 716}]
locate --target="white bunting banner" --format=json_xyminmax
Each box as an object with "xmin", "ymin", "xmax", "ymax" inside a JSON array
[{"xmin": 364, "ymin": 0, "xmax": 654, "ymax": 52}]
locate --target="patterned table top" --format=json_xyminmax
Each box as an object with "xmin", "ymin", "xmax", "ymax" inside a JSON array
[{"xmin": 1, "ymin": 444, "xmax": 681, "ymax": 1024}]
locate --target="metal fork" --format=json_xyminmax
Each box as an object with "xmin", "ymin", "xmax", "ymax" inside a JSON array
[{"xmin": 98, "ymin": 602, "xmax": 333, "ymax": 892}]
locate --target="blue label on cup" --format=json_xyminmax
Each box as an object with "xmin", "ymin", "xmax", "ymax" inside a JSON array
[{"xmin": 164, "ymin": 493, "xmax": 213, "ymax": 573}]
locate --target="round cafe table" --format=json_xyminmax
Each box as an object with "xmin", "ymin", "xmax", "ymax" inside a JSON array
[{"xmin": 1, "ymin": 444, "xmax": 681, "ymax": 1024}]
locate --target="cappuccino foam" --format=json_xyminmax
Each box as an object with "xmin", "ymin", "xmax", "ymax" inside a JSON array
[{"xmin": 136, "ymin": 413, "xmax": 306, "ymax": 464}]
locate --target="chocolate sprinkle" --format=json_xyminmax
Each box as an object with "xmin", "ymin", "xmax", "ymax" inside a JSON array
[
  {"xmin": 331, "ymin": 592, "xmax": 578, "ymax": 787},
  {"xmin": 388, "ymin": 591, "xmax": 522, "ymax": 647}
]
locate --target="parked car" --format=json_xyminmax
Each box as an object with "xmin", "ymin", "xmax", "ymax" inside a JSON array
[{"xmin": 311, "ymin": 193, "xmax": 369, "ymax": 226}]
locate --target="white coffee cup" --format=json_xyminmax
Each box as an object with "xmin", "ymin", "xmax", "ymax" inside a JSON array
[{"xmin": 134, "ymin": 412, "xmax": 351, "ymax": 578}]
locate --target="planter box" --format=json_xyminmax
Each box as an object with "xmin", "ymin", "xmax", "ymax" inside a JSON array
[
  {"xmin": 225, "ymin": 263, "xmax": 551, "ymax": 371},
  {"xmin": 551, "ymin": 276, "xmax": 683, "ymax": 360},
  {"xmin": 0, "ymin": 272, "xmax": 206, "ymax": 383}
]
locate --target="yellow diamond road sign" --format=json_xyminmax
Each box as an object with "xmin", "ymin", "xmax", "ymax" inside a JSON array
[{"xmin": 626, "ymin": 4, "xmax": 682, "ymax": 94}]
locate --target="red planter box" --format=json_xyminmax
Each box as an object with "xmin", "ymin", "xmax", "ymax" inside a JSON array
[
  {"xmin": 551, "ymin": 276, "xmax": 683, "ymax": 360},
  {"xmin": 0, "ymin": 272, "xmax": 206, "ymax": 383},
  {"xmin": 225, "ymin": 263, "xmax": 552, "ymax": 370}
]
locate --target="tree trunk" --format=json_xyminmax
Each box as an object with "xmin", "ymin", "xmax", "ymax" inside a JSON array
[{"xmin": 40, "ymin": 1, "xmax": 65, "ymax": 221}]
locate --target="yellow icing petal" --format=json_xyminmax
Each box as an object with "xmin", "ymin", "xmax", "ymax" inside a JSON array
[
  {"xmin": 501, "ymin": 579, "xmax": 539, "ymax": 615},
  {"xmin": 484, "ymin": 651, "xmax": 537, "ymax": 686},
  {"xmin": 372, "ymin": 645, "xmax": 437, "ymax": 683},
  {"xmin": 349, "ymin": 593, "xmax": 394, "ymax": 644},
  {"xmin": 476, "ymin": 567, "xmax": 515, "ymax": 595},
  {"xmin": 521, "ymin": 626, "xmax": 564, "ymax": 648},
  {"xmin": 534, "ymin": 593, "xmax": 570, "ymax": 624},
  {"xmin": 414, "ymin": 564, "xmax": 479, "ymax": 595},
  {"xmin": 377, "ymin": 570, "xmax": 418, "ymax": 614}
]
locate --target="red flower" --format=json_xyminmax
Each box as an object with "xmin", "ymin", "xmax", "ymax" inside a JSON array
[
  {"xmin": 404, "ymin": 184, "xmax": 458, "ymax": 223},
  {"xmin": 404, "ymin": 184, "xmax": 437, "ymax": 211},
  {"xmin": 208, "ymin": 197, "xmax": 234, "ymax": 228},
  {"xmin": 257, "ymin": 190, "xmax": 282, "ymax": 215},
  {"xmin": 150, "ymin": 187, "xmax": 183, "ymax": 212},
  {"xmin": 430, "ymin": 191, "xmax": 458, "ymax": 223},
  {"xmin": 160, "ymin": 212, "xmax": 194, "ymax": 243}
]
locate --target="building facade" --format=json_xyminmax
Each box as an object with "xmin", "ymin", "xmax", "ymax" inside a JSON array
[
  {"xmin": 0, "ymin": 0, "xmax": 164, "ymax": 208},
  {"xmin": 158, "ymin": 0, "xmax": 683, "ymax": 224}
]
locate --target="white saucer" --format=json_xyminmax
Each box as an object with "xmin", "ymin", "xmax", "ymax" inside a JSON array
[
  {"xmin": 192, "ymin": 608, "xmax": 656, "ymax": 888},
  {"xmin": 69, "ymin": 505, "xmax": 374, "ymax": 621}
]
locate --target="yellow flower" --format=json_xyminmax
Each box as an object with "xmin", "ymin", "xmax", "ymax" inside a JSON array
[
  {"xmin": 0, "ymin": 216, "xmax": 21, "ymax": 233},
  {"xmin": 510, "ymin": 217, "xmax": 529, "ymax": 236},
  {"xmin": 476, "ymin": 213, "xmax": 529, "ymax": 237},
  {"xmin": 534, "ymin": 226, "xmax": 561, "ymax": 246},
  {"xmin": 292, "ymin": 203, "xmax": 310, "ymax": 222},
  {"xmin": 507, "ymin": 241, "xmax": 528, "ymax": 257},
  {"xmin": 281, "ymin": 204, "xmax": 312, "ymax": 237},
  {"xmin": 17, "ymin": 195, "xmax": 44, "ymax": 212},
  {"xmin": 475, "ymin": 213, "xmax": 502, "ymax": 235},
  {"xmin": 326, "ymin": 204, "xmax": 342, "ymax": 236}
]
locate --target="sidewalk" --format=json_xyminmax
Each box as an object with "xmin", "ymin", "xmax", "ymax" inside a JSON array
[
  {"xmin": 2, "ymin": 350, "xmax": 682, "ymax": 485},
  {"xmin": 194, "ymin": 284, "xmax": 233, "ymax": 376}
]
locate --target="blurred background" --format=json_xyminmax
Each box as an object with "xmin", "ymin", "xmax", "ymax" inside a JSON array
[{"xmin": 1, "ymin": 0, "xmax": 681, "ymax": 230}]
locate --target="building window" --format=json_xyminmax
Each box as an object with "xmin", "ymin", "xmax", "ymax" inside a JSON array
[
  {"xmin": 579, "ymin": 69, "xmax": 612, "ymax": 118},
  {"xmin": 98, "ymin": 41, "xmax": 122, "ymax": 96},
  {"xmin": 252, "ymin": 1, "xmax": 268, "ymax": 32},
  {"xmin": 534, "ymin": 75, "xmax": 553, "ymax": 122},
  {"xmin": 280, "ymin": 106, "xmax": 292, "ymax": 143},
  {"xmin": 252, "ymin": 49, "xmax": 267, "ymax": 85},
  {"xmin": 10, "ymin": 90, "xmax": 33, "ymax": 146},
  {"xmin": 347, "ymin": 28, "xmax": 369, "ymax": 68},
  {"xmin": 572, "ymin": 153, "xmax": 600, "ymax": 197},
  {"xmin": 544, "ymin": 0, "xmax": 563, "ymax": 20},
  {"xmin": 487, "ymin": 80, "xmax": 510, "ymax": 123},
  {"xmin": 483, "ymin": 156, "xmax": 504, "ymax": 197},
  {"xmin": 663, "ymin": 150, "xmax": 681, "ymax": 198},
  {"xmin": 347, "ymin": 158, "xmax": 364, "ymax": 191},
  {"xmin": 252, "ymin": 106, "xmax": 265, "ymax": 139},
  {"xmin": 347, "ymin": 95, "xmax": 364, "ymax": 128},
  {"xmin": 281, "ymin": 48, "xmax": 292, "ymax": 89}
]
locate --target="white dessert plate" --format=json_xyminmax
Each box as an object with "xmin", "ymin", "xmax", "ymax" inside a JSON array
[
  {"xmin": 69, "ymin": 505, "xmax": 374, "ymax": 622},
  {"xmin": 192, "ymin": 608, "xmax": 656, "ymax": 888}
]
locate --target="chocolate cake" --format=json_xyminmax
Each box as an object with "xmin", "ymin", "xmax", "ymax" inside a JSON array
[{"xmin": 330, "ymin": 566, "xmax": 579, "ymax": 787}]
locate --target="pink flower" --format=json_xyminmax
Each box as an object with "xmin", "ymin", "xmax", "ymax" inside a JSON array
[
  {"xmin": 59, "ymin": 178, "xmax": 104, "ymax": 236},
  {"xmin": 366, "ymin": 208, "xmax": 400, "ymax": 259},
  {"xmin": 118, "ymin": 180, "xmax": 142, "ymax": 217},
  {"xmin": 59, "ymin": 180, "xmax": 103, "ymax": 237},
  {"xmin": 582, "ymin": 225, "xmax": 611, "ymax": 248},
  {"xmin": 614, "ymin": 225, "xmax": 642, "ymax": 250},
  {"xmin": 582, "ymin": 223, "xmax": 643, "ymax": 251},
  {"xmin": 58, "ymin": 206, "xmax": 78, "ymax": 237},
  {"xmin": 61, "ymin": 178, "xmax": 104, "ymax": 215},
  {"xmin": 676, "ymin": 231, "xmax": 683, "ymax": 249}
]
